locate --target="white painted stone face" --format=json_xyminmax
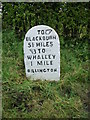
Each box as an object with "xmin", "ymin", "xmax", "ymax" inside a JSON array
[{"xmin": 24, "ymin": 25, "xmax": 60, "ymax": 81}]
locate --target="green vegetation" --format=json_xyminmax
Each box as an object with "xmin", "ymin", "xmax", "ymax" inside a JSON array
[
  {"xmin": 2, "ymin": 2, "xmax": 89, "ymax": 41},
  {"xmin": 2, "ymin": 29, "xmax": 89, "ymax": 118},
  {"xmin": 2, "ymin": 2, "xmax": 89, "ymax": 119}
]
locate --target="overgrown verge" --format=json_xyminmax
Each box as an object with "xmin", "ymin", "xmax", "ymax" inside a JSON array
[{"xmin": 2, "ymin": 30, "xmax": 89, "ymax": 118}]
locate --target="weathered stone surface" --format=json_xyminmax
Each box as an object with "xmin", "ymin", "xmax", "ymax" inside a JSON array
[{"xmin": 24, "ymin": 25, "xmax": 60, "ymax": 81}]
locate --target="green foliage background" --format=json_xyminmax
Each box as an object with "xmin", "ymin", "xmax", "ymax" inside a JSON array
[
  {"xmin": 2, "ymin": 2, "xmax": 89, "ymax": 44},
  {"xmin": 2, "ymin": 2, "xmax": 89, "ymax": 119}
]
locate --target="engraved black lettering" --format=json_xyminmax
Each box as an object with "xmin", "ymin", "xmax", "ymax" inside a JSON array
[
  {"xmin": 38, "ymin": 49, "xmax": 41, "ymax": 53},
  {"xmin": 42, "ymin": 49, "xmax": 45, "ymax": 53},
  {"xmin": 50, "ymin": 61, "xmax": 53, "ymax": 65},
  {"xmin": 32, "ymin": 37, "xmax": 35, "ymax": 41},
  {"xmin": 40, "ymin": 69, "xmax": 43, "ymax": 72},
  {"xmin": 37, "ymin": 61, "xmax": 42, "ymax": 65},
  {"xmin": 53, "ymin": 36, "xmax": 56, "ymax": 39},
  {"xmin": 26, "ymin": 37, "xmax": 31, "ymax": 41},
  {"xmin": 52, "ymin": 55, "xmax": 56, "ymax": 59},
  {"xmin": 39, "ymin": 36, "xmax": 42, "ymax": 40},
  {"xmin": 27, "ymin": 69, "xmax": 30, "ymax": 72},
  {"xmin": 43, "ymin": 69, "xmax": 46, "ymax": 72},
  {"xmin": 46, "ymin": 42, "xmax": 49, "ymax": 47},
  {"xmin": 30, "ymin": 61, "xmax": 33, "ymax": 66},
  {"xmin": 28, "ymin": 42, "xmax": 31, "ymax": 48},
  {"xmin": 47, "ymin": 69, "xmax": 49, "ymax": 72},
  {"xmin": 27, "ymin": 55, "xmax": 32, "ymax": 60},
  {"xmin": 36, "ymin": 36, "xmax": 38, "ymax": 41},
  {"xmin": 41, "ymin": 30, "xmax": 44, "ymax": 35},
  {"xmin": 36, "ymin": 42, "xmax": 40, "ymax": 47},
  {"xmin": 37, "ymin": 55, "xmax": 41, "ymax": 59},
  {"xmin": 54, "ymin": 69, "xmax": 57, "ymax": 72},
  {"xmin": 43, "ymin": 36, "xmax": 45, "ymax": 40},
  {"xmin": 26, "ymin": 37, "xmax": 28, "ymax": 41},
  {"xmin": 31, "ymin": 69, "xmax": 34, "ymax": 73},
  {"xmin": 33, "ymin": 55, "xmax": 36, "ymax": 59},
  {"xmin": 50, "ymin": 42, "xmax": 53, "ymax": 47},
  {"xmin": 37, "ymin": 30, "xmax": 40, "ymax": 34}
]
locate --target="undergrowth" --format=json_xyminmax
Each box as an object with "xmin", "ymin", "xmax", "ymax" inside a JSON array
[{"xmin": 2, "ymin": 29, "xmax": 89, "ymax": 118}]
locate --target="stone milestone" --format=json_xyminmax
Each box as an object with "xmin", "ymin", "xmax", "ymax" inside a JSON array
[{"xmin": 24, "ymin": 25, "xmax": 60, "ymax": 81}]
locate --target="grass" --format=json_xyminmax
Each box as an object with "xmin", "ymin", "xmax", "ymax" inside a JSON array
[{"xmin": 2, "ymin": 29, "xmax": 89, "ymax": 118}]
